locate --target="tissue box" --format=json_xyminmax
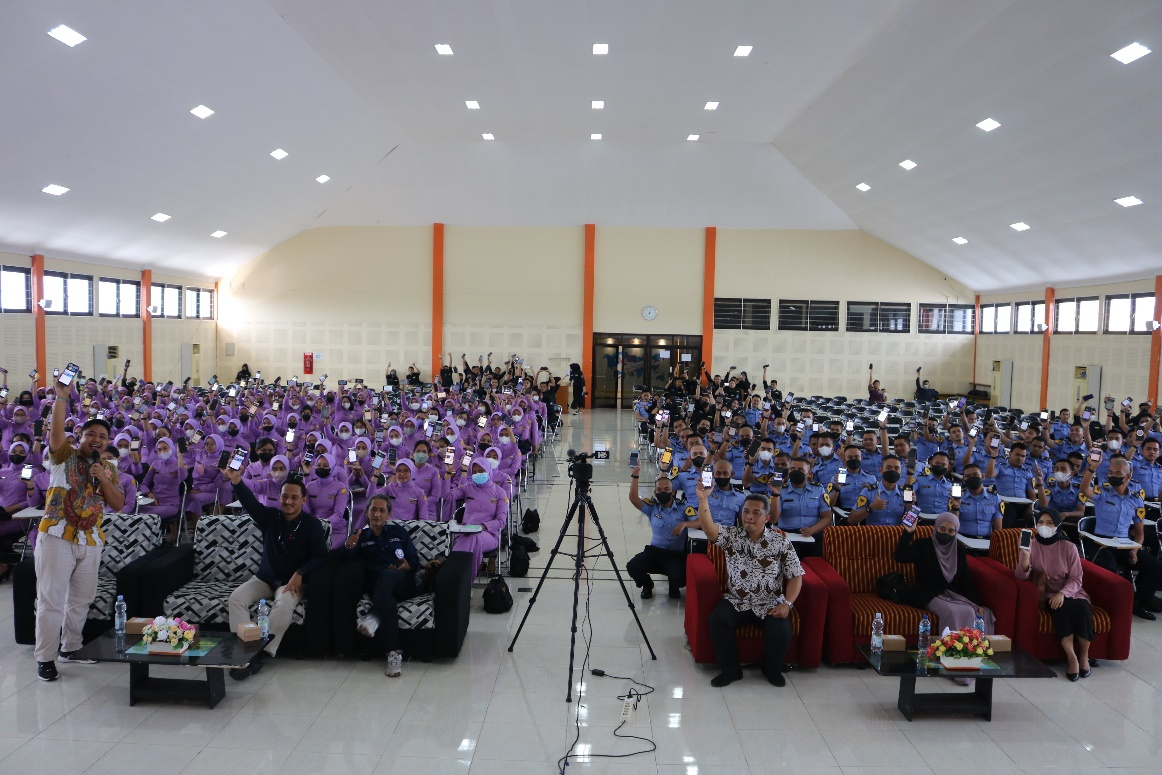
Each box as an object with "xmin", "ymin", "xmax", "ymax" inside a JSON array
[
  {"xmin": 125, "ymin": 617, "xmax": 153, "ymax": 635},
  {"xmin": 987, "ymin": 634, "xmax": 1011, "ymax": 652},
  {"xmin": 882, "ymin": 634, "xmax": 906, "ymax": 652},
  {"xmin": 237, "ymin": 622, "xmax": 262, "ymax": 642}
]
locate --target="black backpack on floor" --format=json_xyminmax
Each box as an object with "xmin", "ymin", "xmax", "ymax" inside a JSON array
[
  {"xmin": 509, "ymin": 545, "xmax": 530, "ymax": 577},
  {"xmin": 522, "ymin": 508, "xmax": 540, "ymax": 533},
  {"xmin": 483, "ymin": 576, "xmax": 513, "ymax": 613}
]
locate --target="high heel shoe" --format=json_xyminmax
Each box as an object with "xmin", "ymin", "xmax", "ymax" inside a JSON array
[
  {"xmin": 1079, "ymin": 668, "xmax": 1092, "ymax": 679},
  {"xmin": 1066, "ymin": 671, "xmax": 1079, "ymax": 682}
]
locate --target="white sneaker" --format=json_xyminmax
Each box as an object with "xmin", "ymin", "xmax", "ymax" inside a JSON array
[
  {"xmin": 357, "ymin": 614, "xmax": 380, "ymax": 639},
  {"xmin": 386, "ymin": 650, "xmax": 403, "ymax": 678}
]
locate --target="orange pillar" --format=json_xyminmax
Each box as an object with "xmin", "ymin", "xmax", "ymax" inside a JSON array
[
  {"xmin": 431, "ymin": 223, "xmax": 445, "ymax": 381},
  {"xmin": 141, "ymin": 270, "xmax": 153, "ymax": 382},
  {"xmin": 582, "ymin": 224, "xmax": 595, "ymax": 409},
  {"xmin": 972, "ymin": 294, "xmax": 980, "ymax": 385},
  {"xmin": 702, "ymin": 227, "xmax": 716, "ymax": 385},
  {"xmin": 1149, "ymin": 274, "xmax": 1162, "ymax": 409},
  {"xmin": 1040, "ymin": 287, "xmax": 1054, "ymax": 410},
  {"xmin": 31, "ymin": 254, "xmax": 46, "ymax": 387}
]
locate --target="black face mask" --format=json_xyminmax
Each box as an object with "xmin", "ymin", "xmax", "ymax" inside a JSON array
[
  {"xmin": 263, "ymin": 425, "xmax": 274, "ymax": 433},
  {"xmin": 714, "ymin": 477, "xmax": 733, "ymax": 490},
  {"xmin": 479, "ymin": 443, "xmax": 491, "ymax": 452},
  {"xmin": 654, "ymin": 491, "xmax": 673, "ymax": 506},
  {"xmin": 934, "ymin": 532, "xmax": 955, "ymax": 546},
  {"xmin": 691, "ymin": 456, "xmax": 706, "ymax": 469},
  {"xmin": 227, "ymin": 427, "xmax": 240, "ymax": 436},
  {"xmin": 882, "ymin": 470, "xmax": 901, "ymax": 484},
  {"xmin": 20, "ymin": 398, "xmax": 33, "ymax": 406},
  {"xmin": 315, "ymin": 468, "xmax": 331, "ymax": 478},
  {"xmin": 258, "ymin": 451, "xmax": 275, "ymax": 463},
  {"xmin": 302, "ymin": 413, "xmax": 312, "ymax": 422},
  {"xmin": 240, "ymin": 413, "xmax": 250, "ymax": 422},
  {"xmin": 965, "ymin": 475, "xmax": 983, "ymax": 491},
  {"xmin": 788, "ymin": 470, "xmax": 807, "ymax": 486},
  {"xmin": 1107, "ymin": 475, "xmax": 1126, "ymax": 488},
  {"xmin": 10, "ymin": 455, "xmax": 27, "ymax": 466},
  {"xmin": 845, "ymin": 458, "xmax": 862, "ymax": 472},
  {"xmin": 929, "ymin": 465, "xmax": 947, "ymax": 478},
  {"xmin": 113, "ymin": 418, "xmax": 126, "ymax": 429},
  {"xmin": 288, "ymin": 422, "xmax": 297, "ymax": 429}
]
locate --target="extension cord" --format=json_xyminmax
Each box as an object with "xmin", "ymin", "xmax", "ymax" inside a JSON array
[{"xmin": 620, "ymin": 698, "xmax": 634, "ymax": 722}]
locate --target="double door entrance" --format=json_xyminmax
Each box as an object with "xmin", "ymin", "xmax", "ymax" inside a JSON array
[{"xmin": 591, "ymin": 333, "xmax": 702, "ymax": 409}]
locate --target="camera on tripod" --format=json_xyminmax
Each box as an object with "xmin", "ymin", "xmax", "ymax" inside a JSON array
[{"xmin": 566, "ymin": 449, "xmax": 609, "ymax": 488}]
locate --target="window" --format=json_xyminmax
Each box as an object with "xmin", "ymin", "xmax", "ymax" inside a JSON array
[
  {"xmin": 1053, "ymin": 296, "xmax": 1099, "ymax": 334},
  {"xmin": 185, "ymin": 287, "xmax": 215, "ymax": 320},
  {"xmin": 714, "ymin": 297, "xmax": 770, "ymax": 330},
  {"xmin": 919, "ymin": 303, "xmax": 975, "ymax": 334},
  {"xmin": 42, "ymin": 271, "xmax": 92, "ymax": 315},
  {"xmin": 995, "ymin": 303, "xmax": 1012, "ymax": 333},
  {"xmin": 778, "ymin": 299, "xmax": 839, "ymax": 331},
  {"xmin": 846, "ymin": 302, "xmax": 911, "ymax": 333},
  {"xmin": 1105, "ymin": 293, "xmax": 1155, "ymax": 334},
  {"xmin": 979, "ymin": 304, "xmax": 995, "ymax": 334},
  {"xmin": 98, "ymin": 278, "xmax": 140, "ymax": 317},
  {"xmin": 1, "ymin": 266, "xmax": 31, "ymax": 312},
  {"xmin": 1014, "ymin": 302, "xmax": 1033, "ymax": 333},
  {"xmin": 150, "ymin": 283, "xmax": 183, "ymax": 318}
]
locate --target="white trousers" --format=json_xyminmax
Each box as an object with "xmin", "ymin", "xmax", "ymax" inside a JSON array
[
  {"xmin": 227, "ymin": 576, "xmax": 302, "ymax": 656},
  {"xmin": 34, "ymin": 534, "xmax": 101, "ymax": 663}
]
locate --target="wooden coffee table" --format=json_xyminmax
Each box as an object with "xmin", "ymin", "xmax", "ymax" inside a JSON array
[
  {"xmin": 73, "ymin": 630, "xmax": 270, "ymax": 709},
  {"xmin": 859, "ymin": 643, "xmax": 1056, "ymax": 721}
]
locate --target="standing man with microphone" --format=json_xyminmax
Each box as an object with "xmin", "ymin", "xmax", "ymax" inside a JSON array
[{"xmin": 34, "ymin": 369, "xmax": 125, "ymax": 682}]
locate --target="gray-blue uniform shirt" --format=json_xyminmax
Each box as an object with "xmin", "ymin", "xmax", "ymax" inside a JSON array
[
  {"xmin": 1083, "ymin": 483, "xmax": 1145, "ymax": 539},
  {"xmin": 859, "ymin": 450, "xmax": 883, "ymax": 478},
  {"xmin": 747, "ymin": 458, "xmax": 778, "ymax": 494},
  {"xmin": 1132, "ymin": 454, "xmax": 1162, "ymax": 500},
  {"xmin": 1046, "ymin": 481, "xmax": 1082, "ymax": 513},
  {"xmin": 639, "ymin": 497, "xmax": 693, "ymax": 552},
  {"xmin": 705, "ymin": 486, "xmax": 746, "ymax": 527},
  {"xmin": 957, "ymin": 487, "xmax": 1003, "ymax": 537},
  {"xmin": 912, "ymin": 471, "xmax": 954, "ymax": 514},
  {"xmin": 813, "ymin": 454, "xmax": 842, "ymax": 485},
  {"xmin": 855, "ymin": 483, "xmax": 907, "ymax": 526},
  {"xmin": 993, "ymin": 459, "xmax": 1035, "ymax": 498},
  {"xmin": 777, "ymin": 483, "xmax": 829, "ymax": 531},
  {"xmin": 825, "ymin": 469, "xmax": 877, "ymax": 511}
]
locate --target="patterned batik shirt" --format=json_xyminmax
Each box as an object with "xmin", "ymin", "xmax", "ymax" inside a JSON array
[
  {"xmin": 39, "ymin": 444, "xmax": 121, "ymax": 547},
  {"xmin": 713, "ymin": 525, "xmax": 804, "ymax": 615}
]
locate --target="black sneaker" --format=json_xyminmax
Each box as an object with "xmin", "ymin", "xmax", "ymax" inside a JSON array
[
  {"xmin": 668, "ymin": 588, "xmax": 682, "ymax": 599},
  {"xmin": 58, "ymin": 650, "xmax": 96, "ymax": 664},
  {"xmin": 37, "ymin": 661, "xmax": 59, "ymax": 682},
  {"xmin": 1132, "ymin": 604, "xmax": 1156, "ymax": 621},
  {"xmin": 710, "ymin": 671, "xmax": 742, "ymax": 688},
  {"xmin": 640, "ymin": 585, "xmax": 653, "ymax": 600},
  {"xmin": 1144, "ymin": 597, "xmax": 1162, "ymax": 614}
]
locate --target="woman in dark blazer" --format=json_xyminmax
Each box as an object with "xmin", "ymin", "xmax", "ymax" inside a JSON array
[{"xmin": 895, "ymin": 512, "xmax": 995, "ymax": 633}]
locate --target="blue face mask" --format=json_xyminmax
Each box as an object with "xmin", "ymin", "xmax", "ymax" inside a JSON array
[{"xmin": 471, "ymin": 472, "xmax": 490, "ymax": 486}]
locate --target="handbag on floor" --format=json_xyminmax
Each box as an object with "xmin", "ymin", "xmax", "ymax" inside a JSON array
[{"xmin": 483, "ymin": 575, "xmax": 513, "ymax": 613}]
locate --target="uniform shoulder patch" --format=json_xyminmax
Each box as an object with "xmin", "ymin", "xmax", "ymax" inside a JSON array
[
  {"xmin": 856, "ymin": 495, "xmax": 868, "ymax": 508},
  {"xmin": 922, "ymin": 467, "xmax": 931, "ymax": 476},
  {"xmin": 684, "ymin": 505, "xmax": 697, "ymax": 517},
  {"xmin": 642, "ymin": 497, "xmax": 656, "ymax": 506},
  {"xmin": 670, "ymin": 466, "xmax": 679, "ymax": 478}
]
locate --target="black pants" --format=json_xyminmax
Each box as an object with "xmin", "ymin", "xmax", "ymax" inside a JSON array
[
  {"xmin": 626, "ymin": 545, "xmax": 686, "ymax": 594},
  {"xmin": 1092, "ymin": 545, "xmax": 1162, "ymax": 605},
  {"xmin": 708, "ymin": 598, "xmax": 792, "ymax": 678},
  {"xmin": 371, "ymin": 567, "xmax": 417, "ymax": 653},
  {"xmin": 303, "ymin": 552, "xmax": 366, "ymax": 657},
  {"xmin": 1048, "ymin": 597, "xmax": 1094, "ymax": 642}
]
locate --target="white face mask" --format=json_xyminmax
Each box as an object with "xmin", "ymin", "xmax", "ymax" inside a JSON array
[
  {"xmin": 774, "ymin": 425, "xmax": 786, "ymax": 434},
  {"xmin": 354, "ymin": 428, "xmax": 366, "ymax": 436},
  {"xmin": 1054, "ymin": 471, "xmax": 1071, "ymax": 483},
  {"xmin": 339, "ymin": 431, "xmax": 352, "ymax": 440},
  {"xmin": 118, "ymin": 447, "xmax": 130, "ymax": 458},
  {"xmin": 158, "ymin": 449, "xmax": 173, "ymax": 461},
  {"xmin": 758, "ymin": 450, "xmax": 774, "ymax": 462},
  {"xmin": 185, "ymin": 429, "xmax": 196, "ymax": 439},
  {"xmin": 217, "ymin": 424, "xmax": 228, "ymax": 433},
  {"xmin": 1107, "ymin": 439, "xmax": 1122, "ymax": 451},
  {"xmin": 499, "ymin": 437, "xmax": 512, "ymax": 446},
  {"xmin": 818, "ymin": 445, "xmax": 833, "ymax": 457},
  {"xmin": 271, "ymin": 469, "xmax": 287, "ymax": 483},
  {"xmin": 389, "ymin": 436, "xmax": 403, "ymax": 446},
  {"xmin": 1036, "ymin": 525, "xmax": 1057, "ymax": 539},
  {"xmin": 456, "ymin": 419, "xmax": 467, "ymax": 427}
]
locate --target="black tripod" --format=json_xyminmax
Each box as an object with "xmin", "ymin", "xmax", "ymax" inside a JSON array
[{"xmin": 508, "ymin": 453, "xmax": 656, "ymax": 701}]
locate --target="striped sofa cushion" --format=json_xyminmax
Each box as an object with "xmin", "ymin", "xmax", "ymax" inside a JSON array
[
  {"xmin": 988, "ymin": 528, "xmax": 1023, "ymax": 570},
  {"xmin": 822, "ymin": 525, "xmax": 932, "ymax": 594},
  {"xmin": 1037, "ymin": 606, "xmax": 1111, "ymax": 635},
  {"xmin": 707, "ymin": 541, "xmax": 801, "ymax": 637},
  {"xmin": 851, "ymin": 593, "xmax": 938, "ymax": 641}
]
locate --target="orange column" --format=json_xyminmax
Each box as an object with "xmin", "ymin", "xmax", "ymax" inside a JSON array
[
  {"xmin": 1040, "ymin": 287, "xmax": 1054, "ymax": 410},
  {"xmin": 141, "ymin": 270, "xmax": 153, "ymax": 382},
  {"xmin": 1149, "ymin": 274, "xmax": 1162, "ymax": 409},
  {"xmin": 702, "ymin": 227, "xmax": 716, "ymax": 385},
  {"xmin": 31, "ymin": 254, "xmax": 46, "ymax": 387},
  {"xmin": 431, "ymin": 223, "xmax": 445, "ymax": 381},
  {"xmin": 972, "ymin": 294, "xmax": 980, "ymax": 385},
  {"xmin": 582, "ymin": 224, "xmax": 595, "ymax": 409}
]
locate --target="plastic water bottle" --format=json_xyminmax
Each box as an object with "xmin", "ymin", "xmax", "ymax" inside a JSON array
[
  {"xmin": 973, "ymin": 608, "xmax": 986, "ymax": 635},
  {"xmin": 114, "ymin": 595, "xmax": 127, "ymax": 635},
  {"xmin": 918, "ymin": 614, "xmax": 931, "ymax": 651},
  {"xmin": 871, "ymin": 612, "xmax": 884, "ymax": 653},
  {"xmin": 257, "ymin": 599, "xmax": 270, "ymax": 639}
]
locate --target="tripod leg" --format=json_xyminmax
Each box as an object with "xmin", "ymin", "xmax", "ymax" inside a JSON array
[
  {"xmin": 585, "ymin": 498, "xmax": 658, "ymax": 660},
  {"xmin": 507, "ymin": 496, "xmax": 581, "ymax": 654},
  {"xmin": 564, "ymin": 492, "xmax": 588, "ymax": 702}
]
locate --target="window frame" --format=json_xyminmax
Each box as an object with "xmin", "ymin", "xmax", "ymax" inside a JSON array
[
  {"xmin": 918, "ymin": 302, "xmax": 975, "ymax": 335},
  {"xmin": 0, "ymin": 265, "xmax": 32, "ymax": 312},
  {"xmin": 151, "ymin": 283, "xmax": 184, "ymax": 319},
  {"xmin": 846, "ymin": 301, "xmax": 911, "ymax": 333},
  {"xmin": 186, "ymin": 287, "xmax": 215, "ymax": 320},
  {"xmin": 1131, "ymin": 292, "xmax": 1155, "ymax": 334},
  {"xmin": 40, "ymin": 270, "xmax": 93, "ymax": 316},
  {"xmin": 979, "ymin": 303, "xmax": 996, "ymax": 334},
  {"xmin": 98, "ymin": 277, "xmax": 141, "ymax": 318}
]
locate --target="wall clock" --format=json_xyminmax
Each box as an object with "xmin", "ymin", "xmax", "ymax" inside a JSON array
[{"xmin": 642, "ymin": 305, "xmax": 658, "ymax": 321}]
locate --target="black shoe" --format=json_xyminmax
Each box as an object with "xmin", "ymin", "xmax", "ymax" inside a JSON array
[
  {"xmin": 640, "ymin": 585, "xmax": 653, "ymax": 600},
  {"xmin": 0, "ymin": 563, "xmax": 12, "ymax": 584},
  {"xmin": 58, "ymin": 650, "xmax": 96, "ymax": 664},
  {"xmin": 229, "ymin": 668, "xmax": 251, "ymax": 681},
  {"xmin": 1079, "ymin": 668, "xmax": 1092, "ymax": 679},
  {"xmin": 247, "ymin": 652, "xmax": 266, "ymax": 677},
  {"xmin": 1133, "ymin": 604, "xmax": 1156, "ymax": 620},
  {"xmin": 766, "ymin": 671, "xmax": 786, "ymax": 687},
  {"xmin": 668, "ymin": 588, "xmax": 682, "ymax": 600},
  {"xmin": 37, "ymin": 661, "xmax": 59, "ymax": 682},
  {"xmin": 1144, "ymin": 597, "xmax": 1162, "ymax": 613},
  {"xmin": 1066, "ymin": 672, "xmax": 1079, "ymax": 682},
  {"xmin": 710, "ymin": 671, "xmax": 742, "ymax": 688}
]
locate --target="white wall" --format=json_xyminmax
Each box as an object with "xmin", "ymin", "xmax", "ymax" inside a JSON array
[{"xmin": 594, "ymin": 228, "xmax": 704, "ymax": 335}]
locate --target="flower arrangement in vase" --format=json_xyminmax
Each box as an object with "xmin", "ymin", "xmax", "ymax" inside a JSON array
[
  {"xmin": 925, "ymin": 627, "xmax": 993, "ymax": 670},
  {"xmin": 140, "ymin": 616, "xmax": 196, "ymax": 655}
]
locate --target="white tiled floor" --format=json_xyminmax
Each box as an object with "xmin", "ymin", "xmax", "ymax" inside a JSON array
[{"xmin": 3, "ymin": 409, "xmax": 1162, "ymax": 774}]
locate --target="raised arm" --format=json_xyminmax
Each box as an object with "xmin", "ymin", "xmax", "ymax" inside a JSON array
[
  {"xmin": 695, "ymin": 479, "xmax": 718, "ymax": 544},
  {"xmin": 628, "ymin": 465, "xmax": 645, "ymax": 511}
]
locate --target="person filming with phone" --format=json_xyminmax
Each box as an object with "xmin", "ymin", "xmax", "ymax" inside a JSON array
[
  {"xmin": 1015, "ymin": 508, "xmax": 1094, "ymax": 681},
  {"xmin": 32, "ymin": 367, "xmax": 125, "ymax": 683}
]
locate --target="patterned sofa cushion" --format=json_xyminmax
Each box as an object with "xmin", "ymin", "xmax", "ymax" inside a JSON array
[
  {"xmin": 99, "ymin": 513, "xmax": 164, "ymax": 575},
  {"xmin": 356, "ymin": 592, "xmax": 437, "ymax": 630},
  {"xmin": 823, "ymin": 524, "xmax": 933, "ymax": 593},
  {"xmin": 351, "ymin": 520, "xmax": 451, "ymax": 632},
  {"xmin": 90, "ymin": 575, "xmax": 119, "ymax": 620}
]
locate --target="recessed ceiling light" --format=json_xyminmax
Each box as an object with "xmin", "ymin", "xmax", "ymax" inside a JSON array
[
  {"xmin": 1111, "ymin": 42, "xmax": 1150, "ymax": 64},
  {"xmin": 41, "ymin": 184, "xmax": 69, "ymax": 196},
  {"xmin": 465, "ymin": 100, "xmax": 480, "ymax": 110},
  {"xmin": 434, "ymin": 44, "xmax": 453, "ymax": 56},
  {"xmin": 734, "ymin": 45, "xmax": 753, "ymax": 57},
  {"xmin": 593, "ymin": 43, "xmax": 608, "ymax": 55},
  {"xmin": 151, "ymin": 213, "xmax": 171, "ymax": 222},
  {"xmin": 687, "ymin": 134, "xmax": 700, "ymax": 141},
  {"xmin": 1115, "ymin": 195, "xmax": 1143, "ymax": 207},
  {"xmin": 481, "ymin": 133, "xmax": 494, "ymax": 140},
  {"xmin": 316, "ymin": 175, "xmax": 330, "ymax": 183},
  {"xmin": 976, "ymin": 117, "xmax": 1001, "ymax": 132},
  {"xmin": 190, "ymin": 105, "xmax": 214, "ymax": 119},
  {"xmin": 704, "ymin": 101, "xmax": 719, "ymax": 110},
  {"xmin": 590, "ymin": 133, "xmax": 602, "ymax": 140},
  {"xmin": 210, "ymin": 230, "xmax": 227, "ymax": 238},
  {"xmin": 855, "ymin": 183, "xmax": 871, "ymax": 192},
  {"xmin": 1010, "ymin": 221, "xmax": 1030, "ymax": 231},
  {"xmin": 899, "ymin": 159, "xmax": 917, "ymax": 170},
  {"xmin": 270, "ymin": 148, "xmax": 288, "ymax": 160},
  {"xmin": 592, "ymin": 100, "xmax": 604, "ymax": 109},
  {"xmin": 47, "ymin": 25, "xmax": 86, "ymax": 47},
  {"xmin": 952, "ymin": 237, "xmax": 969, "ymax": 245}
]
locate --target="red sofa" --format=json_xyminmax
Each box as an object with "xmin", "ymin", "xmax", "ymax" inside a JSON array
[
  {"xmin": 978, "ymin": 529, "xmax": 1133, "ymax": 660},
  {"xmin": 685, "ymin": 540, "xmax": 827, "ymax": 669},
  {"xmin": 803, "ymin": 525, "xmax": 1017, "ymax": 665}
]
